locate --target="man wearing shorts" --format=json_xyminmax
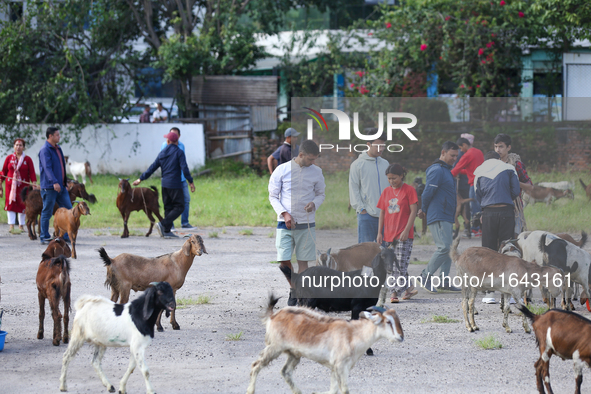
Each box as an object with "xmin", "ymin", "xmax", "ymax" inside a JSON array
[{"xmin": 269, "ymin": 140, "xmax": 325, "ymax": 306}]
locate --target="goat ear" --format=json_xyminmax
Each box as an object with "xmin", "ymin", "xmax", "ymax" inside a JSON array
[
  {"xmin": 143, "ymin": 287, "xmax": 156, "ymax": 320},
  {"xmin": 182, "ymin": 239, "xmax": 192, "ymax": 256},
  {"xmin": 361, "ymin": 311, "xmax": 372, "ymax": 320}
]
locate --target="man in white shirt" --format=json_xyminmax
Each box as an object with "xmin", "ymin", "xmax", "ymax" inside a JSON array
[
  {"xmin": 152, "ymin": 102, "xmax": 168, "ymax": 123},
  {"xmin": 269, "ymin": 140, "xmax": 326, "ymax": 305}
]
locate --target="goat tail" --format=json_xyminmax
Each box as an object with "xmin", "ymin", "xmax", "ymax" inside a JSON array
[
  {"xmin": 263, "ymin": 293, "xmax": 281, "ymax": 322},
  {"xmin": 580, "ymin": 179, "xmax": 588, "ymax": 190},
  {"xmin": 84, "ymin": 161, "xmax": 93, "ymax": 184},
  {"xmin": 538, "ymin": 234, "xmax": 548, "ymax": 261},
  {"xmin": 20, "ymin": 185, "xmax": 32, "ymax": 202},
  {"xmin": 98, "ymin": 247, "xmax": 118, "ymax": 291},
  {"xmin": 580, "ymin": 231, "xmax": 588, "ymax": 248},
  {"xmin": 450, "ymin": 236, "xmax": 461, "ymax": 262},
  {"xmin": 150, "ymin": 186, "xmax": 159, "ymax": 197},
  {"xmin": 516, "ymin": 304, "xmax": 538, "ymax": 324}
]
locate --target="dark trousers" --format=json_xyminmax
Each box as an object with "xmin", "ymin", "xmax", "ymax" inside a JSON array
[
  {"xmin": 481, "ymin": 206, "xmax": 515, "ymax": 251},
  {"xmin": 161, "ymin": 187, "xmax": 185, "ymax": 233}
]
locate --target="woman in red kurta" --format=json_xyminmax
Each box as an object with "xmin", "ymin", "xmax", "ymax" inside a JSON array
[{"xmin": 0, "ymin": 138, "xmax": 37, "ymax": 231}]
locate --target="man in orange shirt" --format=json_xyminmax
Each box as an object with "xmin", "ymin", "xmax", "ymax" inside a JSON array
[{"xmin": 451, "ymin": 137, "xmax": 484, "ymax": 237}]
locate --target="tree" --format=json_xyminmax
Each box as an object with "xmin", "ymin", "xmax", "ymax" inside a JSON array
[{"xmin": 0, "ymin": 0, "xmax": 142, "ymax": 148}]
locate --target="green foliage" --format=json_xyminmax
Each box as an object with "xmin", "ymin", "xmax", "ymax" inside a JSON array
[
  {"xmin": 475, "ymin": 335, "xmax": 503, "ymax": 350},
  {"xmin": 226, "ymin": 331, "xmax": 244, "ymax": 341},
  {"xmin": 209, "ymin": 231, "xmax": 219, "ymax": 238},
  {"xmin": 421, "ymin": 315, "xmax": 460, "ymax": 323},
  {"xmin": 526, "ymin": 304, "xmax": 549, "ymax": 315},
  {"xmin": 0, "ymin": 0, "xmax": 141, "ymax": 148},
  {"xmin": 239, "ymin": 229, "xmax": 254, "ymax": 236}
]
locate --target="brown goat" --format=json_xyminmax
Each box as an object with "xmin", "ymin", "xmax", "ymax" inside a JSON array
[
  {"xmin": 523, "ymin": 184, "xmax": 574, "ymax": 206},
  {"xmin": 580, "ymin": 179, "xmax": 591, "ymax": 200},
  {"xmin": 53, "ymin": 202, "xmax": 91, "ymax": 259},
  {"xmin": 116, "ymin": 178, "xmax": 163, "ymax": 238},
  {"xmin": 98, "ymin": 234, "xmax": 207, "ymax": 331},
  {"xmin": 453, "ymin": 194, "xmax": 473, "ymax": 238},
  {"xmin": 21, "ymin": 187, "xmax": 57, "ymax": 240},
  {"xmin": 519, "ymin": 306, "xmax": 591, "ymax": 394},
  {"xmin": 36, "ymin": 238, "xmax": 72, "ymax": 346},
  {"xmin": 316, "ymin": 242, "xmax": 381, "ymax": 272},
  {"xmin": 67, "ymin": 180, "xmax": 97, "ymax": 204}
]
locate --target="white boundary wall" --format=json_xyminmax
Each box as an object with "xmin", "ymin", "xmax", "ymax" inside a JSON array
[{"xmin": 19, "ymin": 123, "xmax": 205, "ymax": 175}]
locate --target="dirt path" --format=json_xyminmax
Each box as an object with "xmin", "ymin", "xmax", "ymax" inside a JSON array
[{"xmin": 1, "ymin": 226, "xmax": 588, "ymax": 393}]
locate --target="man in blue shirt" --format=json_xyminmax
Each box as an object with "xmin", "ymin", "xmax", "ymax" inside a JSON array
[
  {"xmin": 134, "ymin": 131, "xmax": 195, "ymax": 238},
  {"xmin": 160, "ymin": 127, "xmax": 195, "ymax": 230},
  {"xmin": 38, "ymin": 127, "xmax": 72, "ymax": 244},
  {"xmin": 418, "ymin": 141, "xmax": 460, "ymax": 293},
  {"xmin": 266, "ymin": 128, "xmax": 300, "ymax": 174}
]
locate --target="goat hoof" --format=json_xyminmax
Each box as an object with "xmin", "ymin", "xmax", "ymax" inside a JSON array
[
  {"xmin": 467, "ymin": 327, "xmax": 474, "ymax": 332},
  {"xmin": 157, "ymin": 327, "xmax": 164, "ymax": 332},
  {"xmin": 108, "ymin": 385, "xmax": 115, "ymax": 393},
  {"xmin": 505, "ymin": 328, "xmax": 512, "ymax": 333},
  {"xmin": 473, "ymin": 326, "xmax": 479, "ymax": 331},
  {"xmin": 53, "ymin": 339, "xmax": 61, "ymax": 346},
  {"xmin": 120, "ymin": 234, "xmax": 129, "ymax": 239},
  {"xmin": 366, "ymin": 348, "xmax": 374, "ymax": 356},
  {"xmin": 63, "ymin": 336, "xmax": 69, "ymax": 344},
  {"xmin": 172, "ymin": 325, "xmax": 180, "ymax": 330},
  {"xmin": 37, "ymin": 332, "xmax": 43, "ymax": 340}
]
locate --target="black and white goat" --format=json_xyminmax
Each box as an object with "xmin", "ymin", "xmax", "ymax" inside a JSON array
[
  {"xmin": 59, "ymin": 281, "xmax": 176, "ymax": 394},
  {"xmin": 247, "ymin": 295, "xmax": 403, "ymax": 394},
  {"xmin": 516, "ymin": 230, "xmax": 591, "ymax": 310}
]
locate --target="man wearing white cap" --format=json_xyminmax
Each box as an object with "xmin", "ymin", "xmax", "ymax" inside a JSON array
[{"xmin": 134, "ymin": 131, "xmax": 195, "ymax": 238}]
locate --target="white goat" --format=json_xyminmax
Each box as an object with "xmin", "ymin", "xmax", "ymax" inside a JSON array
[
  {"xmin": 516, "ymin": 230, "xmax": 591, "ymax": 310},
  {"xmin": 247, "ymin": 295, "xmax": 404, "ymax": 394},
  {"xmin": 59, "ymin": 282, "xmax": 176, "ymax": 394},
  {"xmin": 538, "ymin": 181, "xmax": 575, "ymax": 191},
  {"xmin": 66, "ymin": 158, "xmax": 93, "ymax": 184}
]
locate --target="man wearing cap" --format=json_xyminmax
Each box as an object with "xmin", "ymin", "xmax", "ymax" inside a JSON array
[
  {"xmin": 133, "ymin": 131, "xmax": 195, "ymax": 238},
  {"xmin": 267, "ymin": 128, "xmax": 300, "ymax": 174}
]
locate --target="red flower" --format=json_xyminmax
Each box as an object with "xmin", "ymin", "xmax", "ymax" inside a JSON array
[
  {"xmin": 439, "ymin": 56, "xmax": 443, "ymax": 60},
  {"xmin": 476, "ymin": 84, "xmax": 481, "ymax": 88},
  {"xmin": 500, "ymin": 0, "xmax": 505, "ymax": 5},
  {"xmin": 386, "ymin": 22, "xmax": 392, "ymax": 28},
  {"xmin": 359, "ymin": 86, "xmax": 369, "ymax": 95},
  {"xmin": 491, "ymin": 33, "xmax": 496, "ymax": 37},
  {"xmin": 460, "ymin": 84, "xmax": 465, "ymax": 88},
  {"xmin": 486, "ymin": 41, "xmax": 494, "ymax": 48},
  {"xmin": 368, "ymin": 32, "xmax": 373, "ymax": 36},
  {"xmin": 445, "ymin": 16, "xmax": 451, "ymax": 21},
  {"xmin": 350, "ymin": 83, "xmax": 355, "ymax": 88},
  {"xmin": 518, "ymin": 11, "xmax": 525, "ymax": 17},
  {"xmin": 420, "ymin": 44, "xmax": 427, "ymax": 51},
  {"xmin": 386, "ymin": 79, "xmax": 391, "ymax": 84},
  {"xmin": 481, "ymin": 60, "xmax": 486, "ymax": 64},
  {"xmin": 355, "ymin": 71, "xmax": 365, "ymax": 78},
  {"xmin": 478, "ymin": 48, "xmax": 484, "ymax": 56}
]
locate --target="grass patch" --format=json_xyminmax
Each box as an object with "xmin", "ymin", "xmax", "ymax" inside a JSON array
[
  {"xmin": 176, "ymin": 295, "xmax": 210, "ymax": 309},
  {"xmin": 526, "ymin": 304, "xmax": 549, "ymax": 315},
  {"xmin": 239, "ymin": 229, "xmax": 253, "ymax": 236},
  {"xmin": 4, "ymin": 170, "xmax": 588, "ymax": 231},
  {"xmin": 94, "ymin": 230, "xmax": 107, "ymax": 236},
  {"xmin": 269, "ymin": 261, "xmax": 279, "ymax": 264},
  {"xmin": 9, "ymin": 228, "xmax": 23, "ymax": 235},
  {"xmin": 268, "ymin": 231, "xmax": 274, "ymax": 238},
  {"xmin": 226, "ymin": 331, "xmax": 244, "ymax": 341},
  {"xmin": 421, "ymin": 315, "xmax": 460, "ymax": 323},
  {"xmin": 209, "ymin": 231, "xmax": 219, "ymax": 238},
  {"xmin": 475, "ymin": 335, "xmax": 503, "ymax": 350}
]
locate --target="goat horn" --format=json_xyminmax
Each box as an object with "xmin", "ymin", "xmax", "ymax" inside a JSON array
[
  {"xmin": 149, "ymin": 282, "xmax": 159, "ymax": 286},
  {"xmin": 367, "ymin": 306, "xmax": 387, "ymax": 313}
]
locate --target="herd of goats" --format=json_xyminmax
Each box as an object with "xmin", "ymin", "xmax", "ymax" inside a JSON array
[{"xmin": 4, "ymin": 175, "xmax": 591, "ymax": 394}]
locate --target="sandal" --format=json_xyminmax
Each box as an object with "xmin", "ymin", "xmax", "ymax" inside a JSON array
[
  {"xmin": 390, "ymin": 295, "xmax": 399, "ymax": 303},
  {"xmin": 402, "ymin": 287, "xmax": 418, "ymax": 300}
]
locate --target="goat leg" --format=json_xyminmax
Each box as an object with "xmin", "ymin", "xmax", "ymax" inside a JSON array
[
  {"xmin": 534, "ymin": 358, "xmax": 548, "ymax": 394},
  {"xmin": 468, "ymin": 289, "xmax": 479, "ymax": 331},
  {"xmin": 145, "ymin": 210, "xmax": 156, "ymax": 237},
  {"xmin": 281, "ymin": 352, "xmax": 303, "ymax": 394},
  {"xmin": 37, "ymin": 293, "xmax": 46, "ymax": 340},
  {"xmin": 92, "ymin": 345, "xmax": 115, "ymax": 392},
  {"xmin": 118, "ymin": 353, "xmax": 137, "ymax": 394},
  {"xmin": 502, "ymin": 295, "xmax": 512, "ymax": 333},
  {"xmin": 461, "ymin": 289, "xmax": 473, "ymax": 332},
  {"xmin": 51, "ymin": 296, "xmax": 62, "ymax": 346},
  {"xmin": 247, "ymin": 345, "xmax": 283, "ymax": 394},
  {"xmin": 170, "ymin": 291, "xmax": 180, "ymax": 330},
  {"xmin": 63, "ymin": 284, "xmax": 71, "ymax": 344},
  {"xmin": 121, "ymin": 211, "xmax": 130, "ymax": 238},
  {"xmin": 156, "ymin": 309, "xmax": 165, "ymax": 332}
]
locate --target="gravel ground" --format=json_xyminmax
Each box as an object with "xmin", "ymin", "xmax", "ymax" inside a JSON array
[{"xmin": 1, "ymin": 225, "xmax": 590, "ymax": 394}]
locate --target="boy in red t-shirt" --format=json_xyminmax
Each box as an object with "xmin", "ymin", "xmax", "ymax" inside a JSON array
[{"xmin": 377, "ymin": 164, "xmax": 419, "ymax": 303}]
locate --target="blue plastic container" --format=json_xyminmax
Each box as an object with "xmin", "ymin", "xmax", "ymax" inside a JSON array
[{"xmin": 0, "ymin": 331, "xmax": 6, "ymax": 351}]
